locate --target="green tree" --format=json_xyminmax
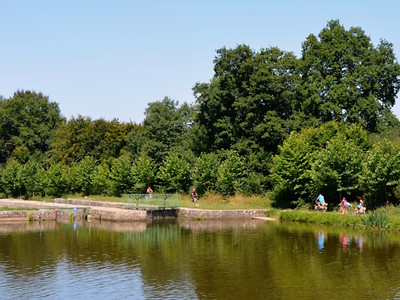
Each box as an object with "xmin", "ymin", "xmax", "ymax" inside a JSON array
[
  {"xmin": 1, "ymin": 160, "xmax": 24, "ymax": 197},
  {"xmin": 108, "ymin": 157, "xmax": 133, "ymax": 196},
  {"xmin": 270, "ymin": 122, "xmax": 370, "ymax": 208},
  {"xmin": 216, "ymin": 151, "xmax": 245, "ymax": 195},
  {"xmin": 157, "ymin": 152, "xmax": 191, "ymax": 193},
  {"xmin": 22, "ymin": 159, "xmax": 46, "ymax": 198},
  {"xmin": 124, "ymin": 124, "xmax": 144, "ymax": 159},
  {"xmin": 131, "ymin": 156, "xmax": 156, "ymax": 193},
  {"xmin": 312, "ymin": 134, "xmax": 366, "ymax": 203},
  {"xmin": 360, "ymin": 139, "xmax": 400, "ymax": 207},
  {"xmin": 297, "ymin": 20, "xmax": 400, "ymax": 133},
  {"xmin": 91, "ymin": 163, "xmax": 110, "ymax": 195},
  {"xmin": 44, "ymin": 163, "xmax": 69, "ymax": 197},
  {"xmin": 192, "ymin": 45, "xmax": 300, "ymax": 192},
  {"xmin": 0, "ymin": 90, "xmax": 63, "ymax": 164},
  {"xmin": 193, "ymin": 45, "xmax": 297, "ymax": 155},
  {"xmin": 75, "ymin": 156, "xmax": 97, "ymax": 196},
  {"xmin": 192, "ymin": 152, "xmax": 220, "ymax": 194},
  {"xmin": 135, "ymin": 97, "xmax": 194, "ymax": 166},
  {"xmin": 49, "ymin": 116, "xmax": 131, "ymax": 165},
  {"xmin": 270, "ymin": 130, "xmax": 315, "ymax": 208}
]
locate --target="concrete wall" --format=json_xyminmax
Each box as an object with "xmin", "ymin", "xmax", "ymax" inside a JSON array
[
  {"xmin": 0, "ymin": 209, "xmax": 87, "ymax": 222},
  {"xmin": 88, "ymin": 209, "xmax": 147, "ymax": 222},
  {"xmin": 178, "ymin": 208, "xmax": 266, "ymax": 220}
]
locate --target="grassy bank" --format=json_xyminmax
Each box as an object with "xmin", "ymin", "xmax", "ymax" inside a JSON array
[
  {"xmin": 178, "ymin": 194, "xmax": 271, "ymax": 210},
  {"xmin": 5, "ymin": 195, "xmax": 400, "ymax": 231},
  {"xmin": 279, "ymin": 206, "xmax": 400, "ymax": 231},
  {"xmin": 52, "ymin": 193, "xmax": 272, "ymax": 210},
  {"xmin": 0, "ymin": 206, "xmax": 38, "ymax": 211}
]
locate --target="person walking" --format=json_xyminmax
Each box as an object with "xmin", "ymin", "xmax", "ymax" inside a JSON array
[
  {"xmin": 146, "ymin": 186, "xmax": 153, "ymax": 198},
  {"xmin": 191, "ymin": 188, "xmax": 198, "ymax": 202}
]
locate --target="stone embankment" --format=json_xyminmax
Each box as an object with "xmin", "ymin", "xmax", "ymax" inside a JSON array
[
  {"xmin": 0, "ymin": 199, "xmax": 268, "ymax": 222},
  {"xmin": 0, "ymin": 199, "xmax": 89, "ymax": 222},
  {"xmin": 178, "ymin": 208, "xmax": 266, "ymax": 220}
]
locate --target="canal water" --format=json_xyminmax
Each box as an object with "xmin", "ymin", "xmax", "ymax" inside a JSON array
[{"xmin": 0, "ymin": 219, "xmax": 400, "ymax": 299}]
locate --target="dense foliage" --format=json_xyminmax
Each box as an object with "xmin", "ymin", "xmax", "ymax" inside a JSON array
[
  {"xmin": 0, "ymin": 91, "xmax": 63, "ymax": 164},
  {"xmin": 0, "ymin": 20, "xmax": 400, "ymax": 208},
  {"xmin": 270, "ymin": 122, "xmax": 372, "ymax": 208}
]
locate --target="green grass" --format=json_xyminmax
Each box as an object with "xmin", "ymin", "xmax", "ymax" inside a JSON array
[
  {"xmin": 0, "ymin": 206, "xmax": 38, "ymax": 211},
  {"xmin": 76, "ymin": 195, "xmax": 124, "ymax": 203},
  {"xmin": 178, "ymin": 194, "xmax": 271, "ymax": 210},
  {"xmin": 265, "ymin": 208, "xmax": 279, "ymax": 217},
  {"xmin": 279, "ymin": 207, "xmax": 400, "ymax": 231},
  {"xmin": 59, "ymin": 193, "xmax": 272, "ymax": 210}
]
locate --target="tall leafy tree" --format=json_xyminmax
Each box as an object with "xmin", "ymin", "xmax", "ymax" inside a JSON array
[
  {"xmin": 157, "ymin": 152, "xmax": 191, "ymax": 193},
  {"xmin": 312, "ymin": 133, "xmax": 366, "ymax": 203},
  {"xmin": 75, "ymin": 156, "xmax": 97, "ymax": 196},
  {"xmin": 297, "ymin": 20, "xmax": 400, "ymax": 132},
  {"xmin": 131, "ymin": 155, "xmax": 156, "ymax": 193},
  {"xmin": 22, "ymin": 159, "xmax": 46, "ymax": 198},
  {"xmin": 216, "ymin": 150, "xmax": 245, "ymax": 195},
  {"xmin": 192, "ymin": 152, "xmax": 220, "ymax": 195},
  {"xmin": 193, "ymin": 45, "xmax": 298, "ymax": 154},
  {"xmin": 193, "ymin": 45, "xmax": 299, "ymax": 192},
  {"xmin": 91, "ymin": 163, "xmax": 110, "ymax": 195},
  {"xmin": 108, "ymin": 156, "xmax": 133, "ymax": 196},
  {"xmin": 1, "ymin": 160, "xmax": 24, "ymax": 197},
  {"xmin": 360, "ymin": 139, "xmax": 400, "ymax": 207},
  {"xmin": 136, "ymin": 97, "xmax": 194, "ymax": 166},
  {"xmin": 49, "ymin": 116, "xmax": 131, "ymax": 165},
  {"xmin": 270, "ymin": 122, "xmax": 370, "ymax": 208},
  {"xmin": 44, "ymin": 163, "xmax": 69, "ymax": 197},
  {"xmin": 0, "ymin": 90, "xmax": 63, "ymax": 164}
]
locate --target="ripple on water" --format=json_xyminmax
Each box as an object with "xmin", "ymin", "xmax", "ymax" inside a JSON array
[{"xmin": 0, "ymin": 258, "xmax": 147, "ymax": 300}]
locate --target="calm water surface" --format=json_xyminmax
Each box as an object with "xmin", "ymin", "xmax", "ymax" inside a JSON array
[{"xmin": 0, "ymin": 219, "xmax": 400, "ymax": 299}]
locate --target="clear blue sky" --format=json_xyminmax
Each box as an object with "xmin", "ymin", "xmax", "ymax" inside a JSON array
[{"xmin": 1, "ymin": 0, "xmax": 400, "ymax": 123}]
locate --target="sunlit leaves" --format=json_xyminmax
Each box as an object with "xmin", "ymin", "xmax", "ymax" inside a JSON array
[
  {"xmin": 216, "ymin": 151, "xmax": 245, "ymax": 195},
  {"xmin": 132, "ymin": 156, "xmax": 156, "ymax": 193},
  {"xmin": 360, "ymin": 140, "xmax": 400, "ymax": 207},
  {"xmin": 299, "ymin": 20, "xmax": 400, "ymax": 132},
  {"xmin": 192, "ymin": 153, "xmax": 220, "ymax": 195},
  {"xmin": 157, "ymin": 152, "xmax": 190, "ymax": 193},
  {"xmin": 0, "ymin": 90, "xmax": 63, "ymax": 163},
  {"xmin": 271, "ymin": 122, "xmax": 370, "ymax": 208}
]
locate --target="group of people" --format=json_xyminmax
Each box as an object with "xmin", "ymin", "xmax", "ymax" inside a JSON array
[
  {"xmin": 315, "ymin": 193, "xmax": 366, "ymax": 214},
  {"xmin": 339, "ymin": 197, "xmax": 366, "ymax": 214}
]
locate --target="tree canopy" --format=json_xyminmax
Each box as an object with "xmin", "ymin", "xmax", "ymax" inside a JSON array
[
  {"xmin": 297, "ymin": 20, "xmax": 400, "ymax": 132},
  {"xmin": 0, "ymin": 90, "xmax": 63, "ymax": 164},
  {"xmin": 0, "ymin": 20, "xmax": 400, "ymax": 207}
]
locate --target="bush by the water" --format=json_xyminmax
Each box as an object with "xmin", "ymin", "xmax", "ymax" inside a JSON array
[{"xmin": 280, "ymin": 206, "xmax": 400, "ymax": 231}]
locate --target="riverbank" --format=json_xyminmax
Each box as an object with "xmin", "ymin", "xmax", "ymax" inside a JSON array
[
  {"xmin": 4, "ymin": 198, "xmax": 400, "ymax": 231},
  {"xmin": 279, "ymin": 208, "xmax": 400, "ymax": 231},
  {"xmin": 0, "ymin": 199, "xmax": 267, "ymax": 222}
]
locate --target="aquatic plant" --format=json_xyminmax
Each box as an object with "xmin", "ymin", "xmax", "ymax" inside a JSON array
[{"xmin": 361, "ymin": 211, "xmax": 389, "ymax": 229}]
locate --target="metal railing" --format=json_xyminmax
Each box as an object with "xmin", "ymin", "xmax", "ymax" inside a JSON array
[{"xmin": 122, "ymin": 194, "xmax": 179, "ymax": 210}]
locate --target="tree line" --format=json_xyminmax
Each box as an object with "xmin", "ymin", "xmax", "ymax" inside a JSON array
[{"xmin": 1, "ymin": 20, "xmax": 400, "ymax": 208}]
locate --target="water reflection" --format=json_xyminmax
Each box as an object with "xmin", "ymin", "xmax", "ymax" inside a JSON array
[
  {"xmin": 0, "ymin": 220, "xmax": 400, "ymax": 299},
  {"xmin": 315, "ymin": 231, "xmax": 326, "ymax": 251},
  {"xmin": 339, "ymin": 232, "xmax": 351, "ymax": 250},
  {"xmin": 356, "ymin": 235, "xmax": 364, "ymax": 252},
  {"xmin": 336, "ymin": 233, "xmax": 365, "ymax": 252},
  {"xmin": 178, "ymin": 218, "xmax": 266, "ymax": 232}
]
